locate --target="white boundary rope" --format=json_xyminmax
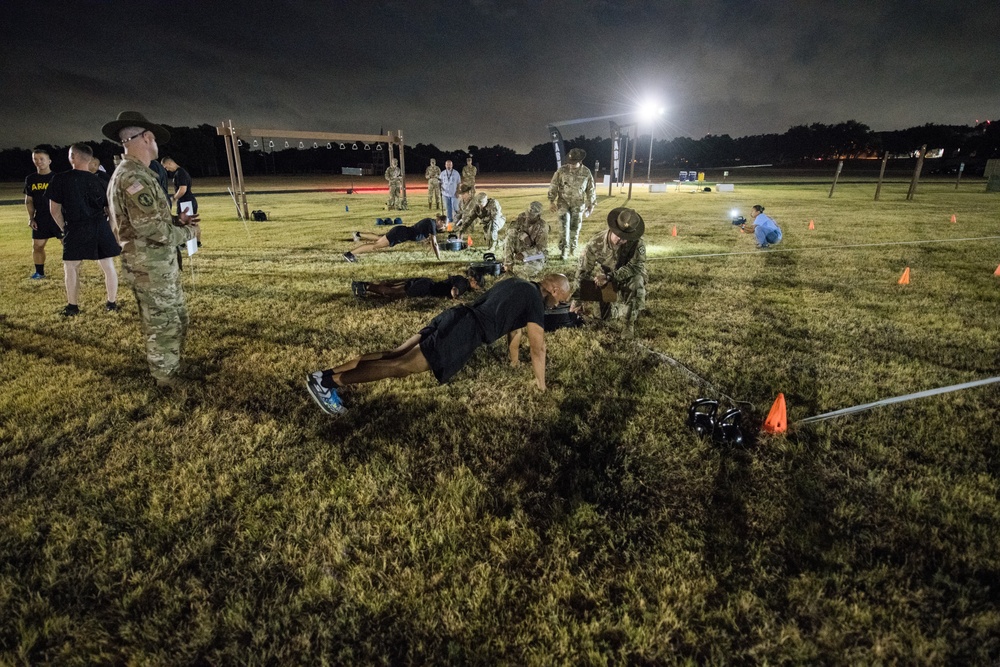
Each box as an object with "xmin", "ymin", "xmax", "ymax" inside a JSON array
[
  {"xmin": 795, "ymin": 376, "xmax": 1000, "ymax": 425},
  {"xmin": 648, "ymin": 235, "xmax": 1000, "ymax": 261}
]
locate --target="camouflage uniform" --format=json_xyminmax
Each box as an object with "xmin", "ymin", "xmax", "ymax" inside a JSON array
[
  {"xmin": 548, "ymin": 163, "xmax": 596, "ymax": 259},
  {"xmin": 503, "ymin": 202, "xmax": 548, "ymax": 279},
  {"xmin": 107, "ymin": 155, "xmax": 196, "ymax": 383},
  {"xmin": 425, "ymin": 162, "xmax": 442, "ymax": 210},
  {"xmin": 385, "ymin": 164, "xmax": 403, "ymax": 210},
  {"xmin": 575, "ymin": 230, "xmax": 647, "ymax": 325},
  {"xmin": 452, "ymin": 184, "xmax": 476, "ymax": 230},
  {"xmin": 461, "ymin": 162, "xmax": 477, "ymax": 192},
  {"xmin": 457, "ymin": 194, "xmax": 506, "ymax": 250}
]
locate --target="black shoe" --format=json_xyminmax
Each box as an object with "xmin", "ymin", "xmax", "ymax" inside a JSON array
[
  {"xmin": 61, "ymin": 304, "xmax": 80, "ymax": 317},
  {"xmin": 197, "ymin": 241, "xmax": 202, "ymax": 248},
  {"xmin": 106, "ymin": 301, "xmax": 120, "ymax": 312},
  {"xmin": 351, "ymin": 281, "xmax": 368, "ymax": 298},
  {"xmin": 343, "ymin": 252, "xmax": 357, "ymax": 263}
]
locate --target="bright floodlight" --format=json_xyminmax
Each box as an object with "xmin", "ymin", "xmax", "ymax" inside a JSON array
[{"xmin": 638, "ymin": 102, "xmax": 665, "ymax": 123}]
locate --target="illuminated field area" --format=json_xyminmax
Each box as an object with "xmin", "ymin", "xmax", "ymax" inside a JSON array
[{"xmin": 1, "ymin": 178, "xmax": 998, "ymax": 662}]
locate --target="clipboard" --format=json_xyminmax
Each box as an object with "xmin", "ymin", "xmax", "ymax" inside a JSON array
[{"xmin": 579, "ymin": 279, "xmax": 618, "ymax": 303}]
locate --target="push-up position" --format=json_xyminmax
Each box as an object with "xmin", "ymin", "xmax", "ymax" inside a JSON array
[
  {"xmin": 307, "ymin": 274, "xmax": 572, "ymax": 414},
  {"xmin": 344, "ymin": 214, "xmax": 445, "ymax": 262},
  {"xmin": 351, "ymin": 274, "xmax": 479, "ymax": 300}
]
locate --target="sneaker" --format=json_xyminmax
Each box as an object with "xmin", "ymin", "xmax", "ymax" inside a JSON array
[
  {"xmin": 351, "ymin": 281, "xmax": 368, "ymax": 298},
  {"xmin": 756, "ymin": 243, "xmax": 769, "ymax": 250},
  {"xmin": 343, "ymin": 252, "xmax": 357, "ymax": 263},
  {"xmin": 106, "ymin": 301, "xmax": 120, "ymax": 312},
  {"xmin": 353, "ymin": 231, "xmax": 362, "ymax": 243},
  {"xmin": 61, "ymin": 304, "xmax": 80, "ymax": 317},
  {"xmin": 306, "ymin": 373, "xmax": 346, "ymax": 415},
  {"xmin": 30, "ymin": 272, "xmax": 45, "ymax": 280}
]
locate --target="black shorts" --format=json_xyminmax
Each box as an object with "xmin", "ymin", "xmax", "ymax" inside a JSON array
[
  {"xmin": 32, "ymin": 218, "xmax": 63, "ymax": 240},
  {"xmin": 418, "ymin": 306, "xmax": 485, "ymax": 383},
  {"xmin": 62, "ymin": 218, "xmax": 122, "ymax": 261},
  {"xmin": 385, "ymin": 225, "xmax": 417, "ymax": 247}
]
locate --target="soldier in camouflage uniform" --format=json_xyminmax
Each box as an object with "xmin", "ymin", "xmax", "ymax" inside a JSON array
[
  {"xmin": 503, "ymin": 201, "xmax": 549, "ymax": 278},
  {"xmin": 574, "ymin": 207, "xmax": 646, "ymax": 336},
  {"xmin": 452, "ymin": 183, "xmax": 476, "ymax": 230},
  {"xmin": 385, "ymin": 158, "xmax": 403, "ymax": 210},
  {"xmin": 548, "ymin": 147, "xmax": 596, "ymax": 260},
  {"xmin": 425, "ymin": 158, "xmax": 442, "ymax": 210},
  {"xmin": 461, "ymin": 157, "xmax": 477, "ymax": 193},
  {"xmin": 456, "ymin": 191, "xmax": 506, "ymax": 251},
  {"xmin": 102, "ymin": 111, "xmax": 200, "ymax": 389}
]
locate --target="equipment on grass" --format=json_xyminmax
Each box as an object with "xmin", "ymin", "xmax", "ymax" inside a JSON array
[
  {"xmin": 543, "ymin": 305, "xmax": 585, "ymax": 332},
  {"xmin": 375, "ymin": 217, "xmax": 404, "ymax": 226},
  {"xmin": 467, "ymin": 253, "xmax": 505, "ymax": 286},
  {"xmin": 712, "ymin": 408, "xmax": 746, "ymax": 447},
  {"xmin": 688, "ymin": 399, "xmax": 749, "ymax": 446},
  {"xmin": 441, "ymin": 235, "xmax": 467, "ymax": 251},
  {"xmin": 251, "ymin": 209, "xmax": 268, "ymax": 221},
  {"xmin": 687, "ymin": 399, "xmax": 718, "ymax": 437}
]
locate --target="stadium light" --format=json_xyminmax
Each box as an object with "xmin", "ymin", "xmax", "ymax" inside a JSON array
[{"xmin": 638, "ymin": 102, "xmax": 665, "ymax": 182}]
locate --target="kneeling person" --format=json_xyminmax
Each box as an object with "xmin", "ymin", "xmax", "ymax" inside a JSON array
[
  {"xmin": 504, "ymin": 201, "xmax": 549, "ymax": 278},
  {"xmin": 307, "ymin": 274, "xmax": 572, "ymax": 414},
  {"xmin": 747, "ymin": 204, "xmax": 782, "ymax": 249},
  {"xmin": 344, "ymin": 214, "xmax": 445, "ymax": 262},
  {"xmin": 574, "ymin": 207, "xmax": 647, "ymax": 335}
]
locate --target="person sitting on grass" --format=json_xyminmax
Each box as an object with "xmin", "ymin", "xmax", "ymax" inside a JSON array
[
  {"xmin": 306, "ymin": 274, "xmax": 572, "ymax": 415},
  {"xmin": 344, "ymin": 214, "xmax": 445, "ymax": 262},
  {"xmin": 746, "ymin": 204, "xmax": 782, "ymax": 249},
  {"xmin": 351, "ymin": 273, "xmax": 480, "ymax": 300}
]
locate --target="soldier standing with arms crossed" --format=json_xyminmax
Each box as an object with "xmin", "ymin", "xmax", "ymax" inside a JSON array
[
  {"xmin": 548, "ymin": 147, "xmax": 596, "ymax": 260},
  {"xmin": 103, "ymin": 111, "xmax": 200, "ymax": 390},
  {"xmin": 425, "ymin": 158, "xmax": 442, "ymax": 211},
  {"xmin": 385, "ymin": 158, "xmax": 403, "ymax": 210}
]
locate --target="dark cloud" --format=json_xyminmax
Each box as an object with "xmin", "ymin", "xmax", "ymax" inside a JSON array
[{"xmin": 1, "ymin": 0, "xmax": 997, "ymax": 152}]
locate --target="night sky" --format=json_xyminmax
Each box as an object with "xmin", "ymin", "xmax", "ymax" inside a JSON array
[{"xmin": 3, "ymin": 0, "xmax": 997, "ymax": 153}]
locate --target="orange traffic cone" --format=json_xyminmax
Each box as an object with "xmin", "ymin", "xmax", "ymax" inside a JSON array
[
  {"xmin": 898, "ymin": 267, "xmax": 910, "ymax": 285},
  {"xmin": 467, "ymin": 235, "xmax": 473, "ymax": 247},
  {"xmin": 671, "ymin": 225, "xmax": 678, "ymax": 237},
  {"xmin": 762, "ymin": 393, "xmax": 787, "ymax": 434},
  {"xmin": 994, "ymin": 264, "xmax": 1000, "ymax": 276},
  {"xmin": 808, "ymin": 219, "xmax": 815, "ymax": 230},
  {"xmin": 950, "ymin": 214, "xmax": 957, "ymax": 223}
]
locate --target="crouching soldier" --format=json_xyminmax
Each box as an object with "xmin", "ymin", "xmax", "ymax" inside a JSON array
[
  {"xmin": 573, "ymin": 207, "xmax": 647, "ymax": 337},
  {"xmin": 503, "ymin": 201, "xmax": 548, "ymax": 279},
  {"xmin": 456, "ymin": 191, "xmax": 505, "ymax": 251}
]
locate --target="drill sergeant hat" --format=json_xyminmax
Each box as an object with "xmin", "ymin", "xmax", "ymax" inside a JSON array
[
  {"xmin": 606, "ymin": 207, "xmax": 645, "ymax": 241},
  {"xmin": 566, "ymin": 148, "xmax": 586, "ymax": 163},
  {"xmin": 102, "ymin": 111, "xmax": 171, "ymax": 145}
]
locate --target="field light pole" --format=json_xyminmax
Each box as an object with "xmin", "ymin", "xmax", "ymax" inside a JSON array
[{"xmin": 639, "ymin": 103, "xmax": 664, "ymax": 183}]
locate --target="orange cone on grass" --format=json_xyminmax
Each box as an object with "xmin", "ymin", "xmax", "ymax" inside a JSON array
[
  {"xmin": 994, "ymin": 264, "xmax": 1000, "ymax": 276},
  {"xmin": 671, "ymin": 225, "xmax": 678, "ymax": 237},
  {"xmin": 950, "ymin": 214, "xmax": 957, "ymax": 223},
  {"xmin": 762, "ymin": 393, "xmax": 787, "ymax": 434},
  {"xmin": 467, "ymin": 235, "xmax": 473, "ymax": 247},
  {"xmin": 898, "ymin": 267, "xmax": 910, "ymax": 285},
  {"xmin": 808, "ymin": 219, "xmax": 815, "ymax": 230}
]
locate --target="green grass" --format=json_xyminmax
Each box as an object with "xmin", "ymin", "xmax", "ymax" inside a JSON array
[{"xmin": 1, "ymin": 177, "xmax": 999, "ymax": 664}]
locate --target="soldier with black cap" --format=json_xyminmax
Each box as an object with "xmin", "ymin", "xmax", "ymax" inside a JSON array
[
  {"xmin": 573, "ymin": 206, "xmax": 647, "ymax": 337},
  {"xmin": 547, "ymin": 147, "xmax": 596, "ymax": 260},
  {"xmin": 103, "ymin": 111, "xmax": 201, "ymax": 389}
]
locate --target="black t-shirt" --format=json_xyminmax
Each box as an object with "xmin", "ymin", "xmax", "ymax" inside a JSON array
[
  {"xmin": 149, "ymin": 160, "xmax": 170, "ymax": 196},
  {"xmin": 406, "ymin": 275, "xmax": 469, "ymax": 298},
  {"xmin": 95, "ymin": 169, "xmax": 111, "ymax": 190},
  {"xmin": 24, "ymin": 172, "xmax": 56, "ymax": 224},
  {"xmin": 411, "ymin": 217, "xmax": 439, "ymax": 241},
  {"xmin": 46, "ymin": 169, "xmax": 107, "ymax": 225},
  {"xmin": 467, "ymin": 278, "xmax": 545, "ymax": 343},
  {"xmin": 170, "ymin": 166, "xmax": 195, "ymax": 201}
]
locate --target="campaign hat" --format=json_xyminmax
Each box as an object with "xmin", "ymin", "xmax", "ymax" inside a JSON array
[
  {"xmin": 566, "ymin": 147, "xmax": 586, "ymax": 163},
  {"xmin": 102, "ymin": 111, "xmax": 171, "ymax": 144},
  {"xmin": 606, "ymin": 207, "xmax": 645, "ymax": 240}
]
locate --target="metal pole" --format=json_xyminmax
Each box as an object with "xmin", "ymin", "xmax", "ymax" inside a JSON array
[
  {"xmin": 646, "ymin": 132, "xmax": 654, "ymax": 183},
  {"xmin": 828, "ymin": 160, "xmax": 844, "ymax": 198},
  {"xmin": 397, "ymin": 130, "xmax": 408, "ymax": 207},
  {"xmin": 955, "ymin": 162, "xmax": 965, "ymax": 190},
  {"xmin": 874, "ymin": 151, "xmax": 889, "ymax": 201},
  {"xmin": 627, "ymin": 130, "xmax": 638, "ymax": 201},
  {"xmin": 906, "ymin": 145, "xmax": 927, "ymax": 201},
  {"xmin": 229, "ymin": 121, "xmax": 249, "ymax": 220}
]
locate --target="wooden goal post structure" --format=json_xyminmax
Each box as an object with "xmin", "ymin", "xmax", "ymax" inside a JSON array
[{"xmin": 216, "ymin": 120, "xmax": 408, "ymax": 220}]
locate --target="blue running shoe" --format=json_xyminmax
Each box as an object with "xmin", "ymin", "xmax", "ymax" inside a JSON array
[
  {"xmin": 306, "ymin": 372, "xmax": 346, "ymax": 415},
  {"xmin": 30, "ymin": 272, "xmax": 44, "ymax": 280}
]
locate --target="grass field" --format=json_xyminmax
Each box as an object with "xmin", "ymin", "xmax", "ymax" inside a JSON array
[{"xmin": 1, "ymin": 175, "xmax": 999, "ymax": 663}]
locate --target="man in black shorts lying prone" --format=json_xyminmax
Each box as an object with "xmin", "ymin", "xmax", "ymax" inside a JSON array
[
  {"xmin": 307, "ymin": 273, "xmax": 572, "ymax": 414},
  {"xmin": 351, "ymin": 273, "xmax": 480, "ymax": 299},
  {"xmin": 343, "ymin": 214, "xmax": 445, "ymax": 262}
]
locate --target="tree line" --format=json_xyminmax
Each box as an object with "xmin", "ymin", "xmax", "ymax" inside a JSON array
[{"xmin": 1, "ymin": 120, "xmax": 997, "ymax": 182}]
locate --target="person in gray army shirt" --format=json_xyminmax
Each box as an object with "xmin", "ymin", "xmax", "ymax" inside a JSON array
[
  {"xmin": 573, "ymin": 207, "xmax": 646, "ymax": 337},
  {"xmin": 424, "ymin": 158, "xmax": 442, "ymax": 210},
  {"xmin": 503, "ymin": 201, "xmax": 549, "ymax": 278},
  {"xmin": 548, "ymin": 147, "xmax": 596, "ymax": 260},
  {"xmin": 385, "ymin": 158, "xmax": 404, "ymax": 210},
  {"xmin": 103, "ymin": 111, "xmax": 200, "ymax": 389},
  {"xmin": 455, "ymin": 191, "xmax": 506, "ymax": 251}
]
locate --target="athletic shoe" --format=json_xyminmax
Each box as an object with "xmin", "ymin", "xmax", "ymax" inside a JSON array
[
  {"xmin": 306, "ymin": 373, "xmax": 346, "ymax": 415},
  {"xmin": 106, "ymin": 301, "xmax": 120, "ymax": 312},
  {"xmin": 756, "ymin": 243, "xmax": 770, "ymax": 250},
  {"xmin": 351, "ymin": 281, "xmax": 368, "ymax": 298},
  {"xmin": 30, "ymin": 272, "xmax": 45, "ymax": 280},
  {"xmin": 353, "ymin": 231, "xmax": 362, "ymax": 243},
  {"xmin": 61, "ymin": 304, "xmax": 80, "ymax": 317},
  {"xmin": 343, "ymin": 252, "xmax": 357, "ymax": 263}
]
